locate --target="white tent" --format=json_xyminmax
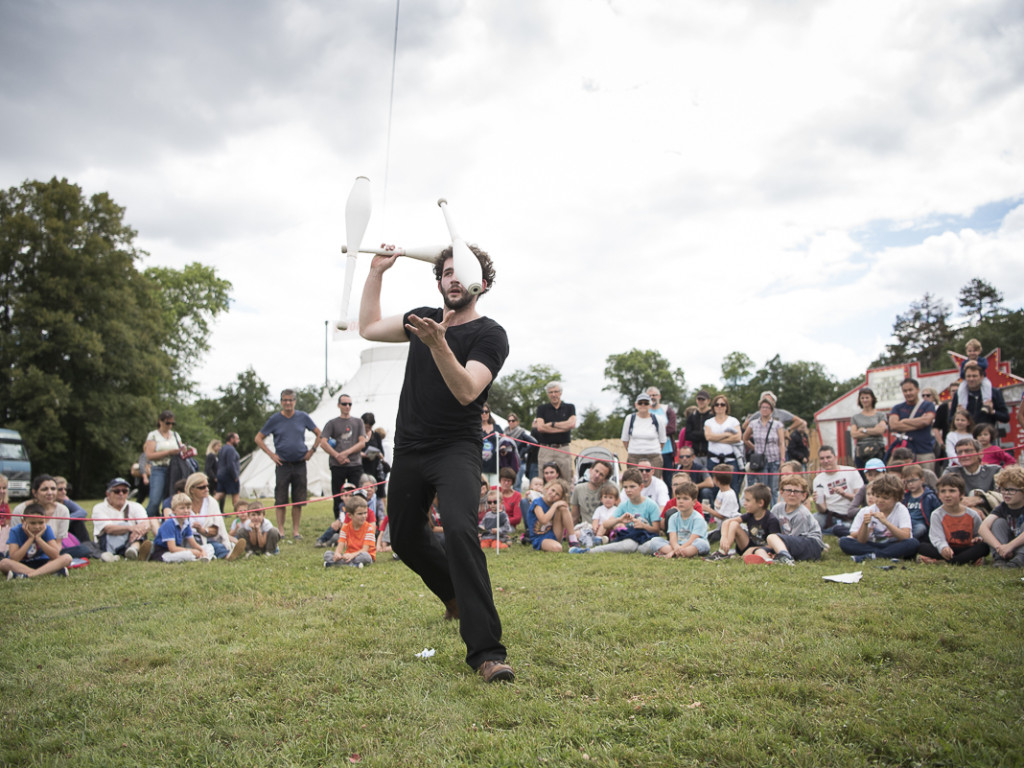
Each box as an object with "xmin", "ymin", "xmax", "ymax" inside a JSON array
[{"xmin": 239, "ymin": 344, "xmax": 408, "ymax": 499}]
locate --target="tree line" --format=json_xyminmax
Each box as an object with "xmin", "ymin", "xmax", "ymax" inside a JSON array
[
  {"xmin": 0, "ymin": 178, "xmax": 331, "ymax": 495},
  {"xmin": 489, "ymin": 277, "xmax": 1022, "ymax": 438}
]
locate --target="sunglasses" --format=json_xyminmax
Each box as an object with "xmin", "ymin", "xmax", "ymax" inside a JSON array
[
  {"xmin": 339, "ymin": 402, "xmax": 353, "ymax": 406},
  {"xmin": 640, "ymin": 468, "xmax": 653, "ymax": 473},
  {"xmin": 110, "ymin": 488, "xmax": 129, "ymax": 495},
  {"xmin": 714, "ymin": 402, "xmax": 727, "ymax": 407},
  {"xmin": 194, "ymin": 485, "xmax": 209, "ymax": 491}
]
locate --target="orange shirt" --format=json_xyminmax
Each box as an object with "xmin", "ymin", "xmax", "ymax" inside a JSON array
[{"xmin": 339, "ymin": 519, "xmax": 376, "ymax": 561}]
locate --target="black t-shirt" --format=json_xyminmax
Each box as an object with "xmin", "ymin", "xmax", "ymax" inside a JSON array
[
  {"xmin": 395, "ymin": 307, "xmax": 509, "ymax": 452},
  {"xmin": 685, "ymin": 408, "xmax": 713, "ymax": 455},
  {"xmin": 535, "ymin": 402, "xmax": 576, "ymax": 445},
  {"xmin": 740, "ymin": 512, "xmax": 781, "ymax": 548}
]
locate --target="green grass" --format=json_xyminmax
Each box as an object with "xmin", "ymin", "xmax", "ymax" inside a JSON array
[{"xmin": 2, "ymin": 498, "xmax": 1023, "ymax": 767}]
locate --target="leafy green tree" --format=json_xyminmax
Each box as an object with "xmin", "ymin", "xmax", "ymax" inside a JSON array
[
  {"xmin": 747, "ymin": 355, "xmax": 839, "ymax": 423},
  {"xmin": 146, "ymin": 263, "xmax": 232, "ymax": 398},
  {"xmin": 0, "ymin": 178, "xmax": 171, "ymax": 493},
  {"xmin": 195, "ymin": 367, "xmax": 274, "ymax": 455},
  {"xmin": 603, "ymin": 349, "xmax": 685, "ymax": 412},
  {"xmin": 873, "ymin": 292, "xmax": 956, "ymax": 372},
  {"xmin": 487, "ymin": 364, "xmax": 562, "ymax": 422},
  {"xmin": 958, "ymin": 277, "xmax": 1005, "ymax": 326},
  {"xmin": 721, "ymin": 351, "xmax": 755, "ymax": 389},
  {"xmin": 292, "ymin": 382, "xmax": 339, "ymax": 415}
]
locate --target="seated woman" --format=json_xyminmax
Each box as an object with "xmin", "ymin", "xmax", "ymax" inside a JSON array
[
  {"xmin": 150, "ymin": 493, "xmax": 216, "ymax": 563},
  {"xmin": 11, "ymin": 475, "xmax": 94, "ymax": 560},
  {"xmin": 838, "ymin": 475, "xmax": 919, "ymax": 561},
  {"xmin": 184, "ymin": 472, "xmax": 245, "ymax": 561},
  {"xmin": 1, "ymin": 502, "xmax": 73, "ymax": 579}
]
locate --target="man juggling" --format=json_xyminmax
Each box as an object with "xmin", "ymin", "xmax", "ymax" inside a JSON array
[{"xmin": 358, "ymin": 236, "xmax": 514, "ymax": 684}]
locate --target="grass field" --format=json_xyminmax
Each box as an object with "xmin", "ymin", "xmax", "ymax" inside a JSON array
[{"xmin": 2, "ymin": 497, "xmax": 1023, "ymax": 768}]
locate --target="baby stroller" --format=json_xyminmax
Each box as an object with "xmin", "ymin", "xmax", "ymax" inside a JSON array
[{"xmin": 574, "ymin": 446, "xmax": 621, "ymax": 488}]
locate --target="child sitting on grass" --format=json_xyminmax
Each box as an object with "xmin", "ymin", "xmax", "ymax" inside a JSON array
[
  {"xmin": 708, "ymin": 483, "xmax": 779, "ymax": 562},
  {"xmin": 839, "ymin": 475, "xmax": 919, "ymax": 562},
  {"xmin": 236, "ymin": 505, "xmax": 281, "ymax": 556},
  {"xmin": 526, "ymin": 479, "xmax": 575, "ymax": 553},
  {"xmin": 656, "ymin": 481, "xmax": 709, "ymax": 559},
  {"xmin": 707, "ymin": 464, "xmax": 739, "ymax": 542},
  {"xmin": 324, "ymin": 495, "xmax": 376, "ymax": 568},
  {"xmin": 228, "ymin": 501, "xmax": 250, "ymax": 538},
  {"xmin": 1, "ymin": 503, "xmax": 73, "ymax": 579},
  {"xmin": 151, "ymin": 493, "xmax": 216, "ymax": 563},
  {"xmin": 918, "ymin": 473, "xmax": 989, "ymax": 565},
  {"xmin": 746, "ymin": 475, "xmax": 824, "ymax": 566},
  {"xmin": 901, "ymin": 465, "xmax": 940, "ymax": 541},
  {"xmin": 572, "ymin": 482, "xmax": 621, "ymax": 549},
  {"xmin": 580, "ymin": 469, "xmax": 664, "ymax": 554},
  {"xmin": 980, "ymin": 466, "xmax": 1024, "ymax": 568},
  {"xmin": 480, "ymin": 489, "xmax": 511, "ymax": 549}
]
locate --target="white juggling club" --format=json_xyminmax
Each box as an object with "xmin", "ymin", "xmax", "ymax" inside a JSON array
[
  {"xmin": 340, "ymin": 244, "xmax": 446, "ymax": 263},
  {"xmin": 337, "ymin": 176, "xmax": 372, "ymax": 330},
  {"xmin": 437, "ymin": 198, "xmax": 483, "ymax": 295}
]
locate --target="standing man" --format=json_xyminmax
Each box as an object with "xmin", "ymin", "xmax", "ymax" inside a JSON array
[
  {"xmin": 888, "ymin": 377, "xmax": 936, "ymax": 466},
  {"xmin": 255, "ymin": 390, "xmax": 321, "ymax": 542},
  {"xmin": 812, "ymin": 445, "xmax": 864, "ymax": 536},
  {"xmin": 215, "ymin": 432, "xmax": 242, "ymax": 514},
  {"xmin": 358, "ymin": 242, "xmax": 513, "ymax": 683},
  {"xmin": 533, "ymin": 382, "xmax": 576, "ymax": 487},
  {"xmin": 949, "ymin": 362, "xmax": 1010, "ymax": 428},
  {"xmin": 646, "ymin": 387, "xmax": 678, "ymax": 482},
  {"xmin": 684, "ymin": 390, "xmax": 713, "ymax": 460},
  {"xmin": 320, "ymin": 394, "xmax": 367, "ymax": 520}
]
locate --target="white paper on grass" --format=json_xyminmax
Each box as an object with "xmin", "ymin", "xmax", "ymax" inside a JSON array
[
  {"xmin": 415, "ymin": 648, "xmax": 436, "ymax": 658},
  {"xmin": 822, "ymin": 571, "xmax": 863, "ymax": 584}
]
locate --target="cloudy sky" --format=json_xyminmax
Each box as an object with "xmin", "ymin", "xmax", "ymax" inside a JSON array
[{"xmin": 3, "ymin": 0, "xmax": 1022, "ymax": 418}]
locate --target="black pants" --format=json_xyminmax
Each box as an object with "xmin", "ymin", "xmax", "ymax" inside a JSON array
[
  {"xmin": 387, "ymin": 441, "xmax": 505, "ymax": 670},
  {"xmin": 330, "ymin": 464, "xmax": 364, "ymax": 519},
  {"xmin": 918, "ymin": 539, "xmax": 990, "ymax": 564}
]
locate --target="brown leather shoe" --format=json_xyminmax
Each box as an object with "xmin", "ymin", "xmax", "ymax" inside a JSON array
[
  {"xmin": 477, "ymin": 660, "xmax": 515, "ymax": 683},
  {"xmin": 443, "ymin": 598, "xmax": 459, "ymax": 621}
]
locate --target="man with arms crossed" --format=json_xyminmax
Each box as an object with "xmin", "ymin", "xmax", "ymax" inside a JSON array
[
  {"xmin": 359, "ymin": 243, "xmax": 513, "ymax": 683},
  {"xmin": 255, "ymin": 390, "xmax": 321, "ymax": 542},
  {"xmin": 533, "ymin": 382, "xmax": 576, "ymax": 489}
]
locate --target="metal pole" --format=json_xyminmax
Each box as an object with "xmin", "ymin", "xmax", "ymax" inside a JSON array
[{"xmin": 324, "ymin": 320, "xmax": 328, "ymax": 389}]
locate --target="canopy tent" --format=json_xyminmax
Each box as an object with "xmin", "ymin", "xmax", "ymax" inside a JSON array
[{"xmin": 239, "ymin": 344, "xmax": 408, "ymax": 499}]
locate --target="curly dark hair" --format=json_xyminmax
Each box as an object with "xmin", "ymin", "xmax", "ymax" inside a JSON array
[{"xmin": 432, "ymin": 244, "xmax": 496, "ymax": 295}]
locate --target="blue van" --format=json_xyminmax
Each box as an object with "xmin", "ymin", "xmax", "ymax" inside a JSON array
[{"xmin": 0, "ymin": 428, "xmax": 32, "ymax": 499}]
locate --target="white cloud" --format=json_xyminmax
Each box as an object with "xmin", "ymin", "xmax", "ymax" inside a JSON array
[{"xmin": 1, "ymin": 0, "xmax": 1022, "ymax": 420}]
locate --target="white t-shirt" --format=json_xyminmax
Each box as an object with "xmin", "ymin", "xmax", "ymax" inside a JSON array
[
  {"xmin": 145, "ymin": 429, "xmax": 182, "ymax": 467},
  {"xmin": 90, "ymin": 499, "xmax": 148, "ymax": 536},
  {"xmin": 241, "ymin": 517, "xmax": 276, "ymax": 533},
  {"xmin": 812, "ymin": 467, "xmax": 864, "ymax": 520},
  {"xmin": 849, "ymin": 502, "xmax": 912, "ymax": 543},
  {"xmin": 705, "ymin": 416, "xmax": 742, "ymax": 461},
  {"xmin": 192, "ymin": 497, "xmax": 230, "ymax": 547},
  {"xmin": 621, "ymin": 413, "xmax": 667, "ymax": 455},
  {"xmin": 712, "ymin": 488, "xmax": 740, "ymax": 520}
]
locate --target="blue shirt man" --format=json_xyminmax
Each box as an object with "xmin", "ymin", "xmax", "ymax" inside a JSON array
[
  {"xmin": 888, "ymin": 378, "xmax": 936, "ymax": 460},
  {"xmin": 255, "ymin": 389, "xmax": 321, "ymax": 541}
]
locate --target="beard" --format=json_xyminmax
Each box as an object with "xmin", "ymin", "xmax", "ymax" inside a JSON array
[{"xmin": 442, "ymin": 288, "xmax": 474, "ymax": 311}]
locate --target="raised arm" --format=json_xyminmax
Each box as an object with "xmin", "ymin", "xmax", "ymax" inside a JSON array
[{"xmin": 359, "ymin": 253, "xmax": 411, "ymax": 343}]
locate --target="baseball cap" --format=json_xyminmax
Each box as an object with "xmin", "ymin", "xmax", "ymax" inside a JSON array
[
  {"xmin": 864, "ymin": 458, "xmax": 886, "ymax": 471},
  {"xmin": 106, "ymin": 477, "xmax": 131, "ymax": 490}
]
